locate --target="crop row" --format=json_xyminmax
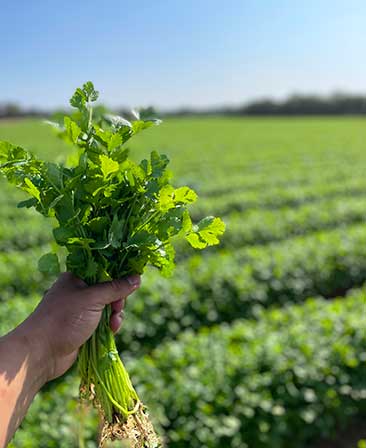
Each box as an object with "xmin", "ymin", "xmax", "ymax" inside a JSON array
[
  {"xmin": 129, "ymin": 291, "xmax": 366, "ymax": 448},
  {"xmin": 198, "ymin": 165, "xmax": 365, "ymax": 198},
  {"xmin": 180, "ymin": 142, "xmax": 364, "ymax": 180},
  {"xmin": 2, "ymin": 191, "xmax": 366, "ymax": 256},
  {"xmin": 217, "ymin": 196, "xmax": 366, "ymax": 249},
  {"xmin": 192, "ymin": 177, "xmax": 366, "ymax": 219},
  {"xmin": 2, "ymin": 223, "xmax": 366, "ymax": 346},
  {"xmin": 2, "ymin": 192, "xmax": 366, "ymax": 256},
  {"xmin": 119, "ymin": 223, "xmax": 366, "ymax": 352},
  {"xmin": 2, "ymin": 224, "xmax": 366, "ymax": 351},
  {"xmin": 6, "ymin": 289, "xmax": 366, "ymax": 448},
  {"xmin": 0, "ymin": 216, "xmax": 51, "ymax": 251},
  {"xmin": 0, "ymin": 293, "xmax": 39, "ymax": 336},
  {"xmin": 0, "ymin": 246, "xmax": 51, "ymax": 298}
]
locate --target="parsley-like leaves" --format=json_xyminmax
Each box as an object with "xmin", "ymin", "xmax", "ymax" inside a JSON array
[{"xmin": 0, "ymin": 81, "xmax": 225, "ymax": 284}]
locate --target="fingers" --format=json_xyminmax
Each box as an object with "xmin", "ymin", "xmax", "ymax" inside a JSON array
[
  {"xmin": 111, "ymin": 299, "xmax": 124, "ymax": 314},
  {"xmin": 86, "ymin": 275, "xmax": 141, "ymax": 306},
  {"xmin": 110, "ymin": 310, "xmax": 124, "ymax": 333},
  {"xmin": 110, "ymin": 299, "xmax": 126, "ymax": 333}
]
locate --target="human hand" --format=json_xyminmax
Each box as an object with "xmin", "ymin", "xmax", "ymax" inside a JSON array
[{"xmin": 21, "ymin": 272, "xmax": 141, "ymax": 383}]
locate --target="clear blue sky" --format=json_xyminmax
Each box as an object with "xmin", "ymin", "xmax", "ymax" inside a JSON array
[{"xmin": 1, "ymin": 0, "xmax": 366, "ymax": 110}]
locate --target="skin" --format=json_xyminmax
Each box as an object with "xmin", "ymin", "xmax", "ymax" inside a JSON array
[{"xmin": 0, "ymin": 272, "xmax": 141, "ymax": 448}]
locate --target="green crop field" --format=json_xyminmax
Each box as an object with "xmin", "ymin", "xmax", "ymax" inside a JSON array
[{"xmin": 1, "ymin": 117, "xmax": 366, "ymax": 447}]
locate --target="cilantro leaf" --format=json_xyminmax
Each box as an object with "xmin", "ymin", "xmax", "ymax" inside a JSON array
[
  {"xmin": 24, "ymin": 178, "xmax": 41, "ymax": 202},
  {"xmin": 38, "ymin": 253, "xmax": 60, "ymax": 275},
  {"xmin": 64, "ymin": 116, "xmax": 82, "ymax": 144},
  {"xmin": 100, "ymin": 154, "xmax": 120, "ymax": 178},
  {"xmin": 186, "ymin": 216, "xmax": 226, "ymax": 249},
  {"xmin": 0, "ymin": 81, "xmax": 225, "ymax": 442}
]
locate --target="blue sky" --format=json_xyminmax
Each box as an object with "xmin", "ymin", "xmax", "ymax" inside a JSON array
[{"xmin": 1, "ymin": 0, "xmax": 366, "ymax": 109}]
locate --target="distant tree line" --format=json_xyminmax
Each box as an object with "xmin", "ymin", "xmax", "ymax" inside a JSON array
[
  {"xmin": 2, "ymin": 93, "xmax": 366, "ymax": 119},
  {"xmin": 237, "ymin": 93, "xmax": 366, "ymax": 116},
  {"xmin": 0, "ymin": 103, "xmax": 48, "ymax": 119},
  {"xmin": 165, "ymin": 93, "xmax": 366, "ymax": 117}
]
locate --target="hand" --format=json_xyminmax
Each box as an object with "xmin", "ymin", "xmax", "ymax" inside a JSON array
[
  {"xmin": 21, "ymin": 272, "xmax": 141, "ymax": 382},
  {"xmin": 0, "ymin": 273, "xmax": 140, "ymax": 448}
]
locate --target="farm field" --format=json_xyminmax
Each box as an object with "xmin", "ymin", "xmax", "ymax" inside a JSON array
[{"xmin": 0, "ymin": 117, "xmax": 366, "ymax": 447}]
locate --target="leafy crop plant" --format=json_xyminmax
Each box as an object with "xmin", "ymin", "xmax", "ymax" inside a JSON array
[{"xmin": 0, "ymin": 82, "xmax": 225, "ymax": 447}]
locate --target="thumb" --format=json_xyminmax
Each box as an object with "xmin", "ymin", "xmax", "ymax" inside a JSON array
[{"xmin": 86, "ymin": 275, "xmax": 141, "ymax": 306}]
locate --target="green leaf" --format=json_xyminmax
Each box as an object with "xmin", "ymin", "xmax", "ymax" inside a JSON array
[
  {"xmin": 95, "ymin": 128, "xmax": 123, "ymax": 152},
  {"xmin": 83, "ymin": 81, "xmax": 99, "ymax": 102},
  {"xmin": 132, "ymin": 120, "xmax": 154, "ymax": 135},
  {"xmin": 0, "ymin": 140, "xmax": 13, "ymax": 161},
  {"xmin": 151, "ymin": 151, "xmax": 169, "ymax": 178},
  {"xmin": 0, "ymin": 82, "xmax": 225, "ymax": 331},
  {"xmin": 149, "ymin": 241, "xmax": 175, "ymax": 276},
  {"xmin": 70, "ymin": 87, "xmax": 87, "ymax": 110},
  {"xmin": 70, "ymin": 81, "xmax": 99, "ymax": 110},
  {"xmin": 53, "ymin": 226, "xmax": 75, "ymax": 245},
  {"xmin": 38, "ymin": 253, "xmax": 60, "ymax": 275},
  {"xmin": 108, "ymin": 133, "xmax": 122, "ymax": 151},
  {"xmin": 132, "ymin": 118, "xmax": 162, "ymax": 135},
  {"xmin": 66, "ymin": 237, "xmax": 95, "ymax": 248},
  {"xmin": 158, "ymin": 185, "xmax": 175, "ymax": 212},
  {"xmin": 66, "ymin": 249, "xmax": 86, "ymax": 277},
  {"xmin": 186, "ymin": 217, "xmax": 226, "ymax": 249},
  {"xmin": 24, "ymin": 178, "xmax": 41, "ymax": 202},
  {"xmin": 17, "ymin": 198, "xmax": 38, "ymax": 209},
  {"xmin": 109, "ymin": 215, "xmax": 125, "ymax": 248},
  {"xmin": 126, "ymin": 231, "xmax": 156, "ymax": 249},
  {"xmin": 182, "ymin": 210, "xmax": 193, "ymax": 233},
  {"xmin": 110, "ymin": 147, "xmax": 129, "ymax": 163},
  {"xmin": 48, "ymin": 194, "xmax": 65, "ymax": 210},
  {"xmin": 53, "ymin": 195, "xmax": 76, "ymax": 222},
  {"xmin": 0, "ymin": 141, "xmax": 33, "ymax": 167},
  {"xmin": 157, "ymin": 208, "xmax": 185, "ymax": 239},
  {"xmin": 158, "ymin": 186, "xmax": 196, "ymax": 212},
  {"xmin": 100, "ymin": 154, "xmax": 120, "ymax": 178},
  {"xmin": 173, "ymin": 186, "xmax": 197, "ymax": 204},
  {"xmin": 45, "ymin": 163, "xmax": 64, "ymax": 189},
  {"xmin": 85, "ymin": 256, "xmax": 98, "ymax": 278},
  {"xmin": 64, "ymin": 117, "xmax": 81, "ymax": 144},
  {"xmin": 88, "ymin": 217, "xmax": 110, "ymax": 234}
]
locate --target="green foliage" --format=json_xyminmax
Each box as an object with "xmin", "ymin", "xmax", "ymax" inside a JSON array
[
  {"xmin": 0, "ymin": 246, "xmax": 53, "ymax": 298},
  {"xmin": 2, "ymin": 117, "xmax": 366, "ymax": 446},
  {"xmin": 38, "ymin": 253, "xmax": 60, "ymax": 275},
  {"xmin": 130, "ymin": 292, "xmax": 366, "ymax": 448},
  {"xmin": 119, "ymin": 223, "xmax": 366, "ymax": 353},
  {"xmin": 192, "ymin": 176, "xmax": 366, "ymax": 220},
  {"xmin": 215, "ymin": 196, "xmax": 366, "ymax": 250},
  {"xmin": 0, "ymin": 82, "xmax": 224, "ymax": 433},
  {"xmin": 0, "ymin": 83, "xmax": 224, "ymax": 284}
]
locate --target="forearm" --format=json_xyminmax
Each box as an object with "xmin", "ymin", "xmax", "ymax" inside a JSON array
[{"xmin": 0, "ymin": 320, "xmax": 48, "ymax": 448}]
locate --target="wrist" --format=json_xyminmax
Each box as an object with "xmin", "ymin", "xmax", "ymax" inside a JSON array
[
  {"xmin": 6, "ymin": 316, "xmax": 53, "ymax": 387},
  {"xmin": 0, "ymin": 318, "xmax": 51, "ymax": 447}
]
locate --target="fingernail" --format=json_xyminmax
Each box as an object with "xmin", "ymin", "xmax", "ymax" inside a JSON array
[{"xmin": 126, "ymin": 275, "xmax": 140, "ymax": 287}]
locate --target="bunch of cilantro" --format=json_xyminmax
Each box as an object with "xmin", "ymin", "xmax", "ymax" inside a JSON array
[{"xmin": 0, "ymin": 82, "xmax": 225, "ymax": 447}]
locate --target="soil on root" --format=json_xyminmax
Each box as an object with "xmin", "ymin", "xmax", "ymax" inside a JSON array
[{"xmin": 99, "ymin": 403, "xmax": 162, "ymax": 448}]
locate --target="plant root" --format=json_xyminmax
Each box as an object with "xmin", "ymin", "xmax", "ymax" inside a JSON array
[{"xmin": 99, "ymin": 402, "xmax": 162, "ymax": 448}]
